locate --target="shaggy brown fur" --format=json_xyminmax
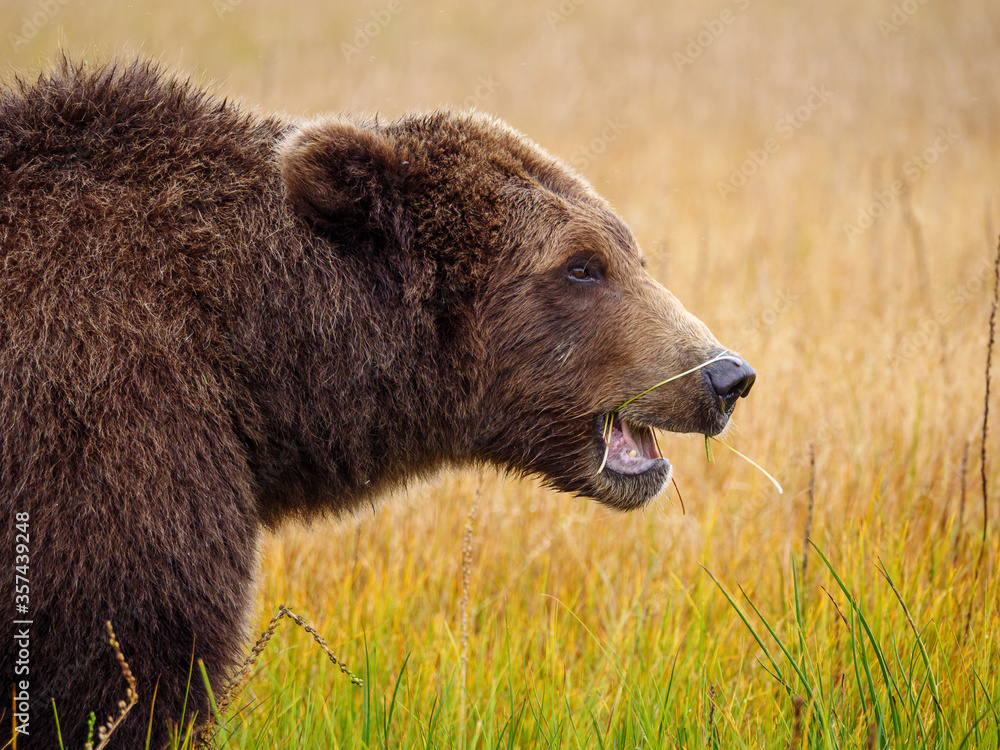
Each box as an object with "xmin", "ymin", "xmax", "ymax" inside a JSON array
[{"xmin": 0, "ymin": 60, "xmax": 753, "ymax": 747}]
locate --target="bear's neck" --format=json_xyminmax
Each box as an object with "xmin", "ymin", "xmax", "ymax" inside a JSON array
[{"xmin": 232, "ymin": 214, "xmax": 479, "ymax": 524}]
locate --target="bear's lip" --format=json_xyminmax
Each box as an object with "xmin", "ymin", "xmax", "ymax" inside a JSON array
[{"xmin": 597, "ymin": 412, "xmax": 672, "ymax": 478}]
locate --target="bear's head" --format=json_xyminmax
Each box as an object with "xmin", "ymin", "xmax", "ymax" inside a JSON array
[{"xmin": 278, "ymin": 112, "xmax": 755, "ymax": 511}]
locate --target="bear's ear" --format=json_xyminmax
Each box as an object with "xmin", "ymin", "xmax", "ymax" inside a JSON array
[{"xmin": 278, "ymin": 116, "xmax": 406, "ymax": 236}]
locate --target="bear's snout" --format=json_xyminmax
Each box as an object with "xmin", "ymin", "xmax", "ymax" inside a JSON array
[{"xmin": 704, "ymin": 355, "xmax": 756, "ymax": 416}]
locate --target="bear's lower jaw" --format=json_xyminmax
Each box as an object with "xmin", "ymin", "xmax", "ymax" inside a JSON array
[
  {"xmin": 593, "ymin": 458, "xmax": 673, "ymax": 511},
  {"xmin": 583, "ymin": 412, "xmax": 671, "ymax": 509}
]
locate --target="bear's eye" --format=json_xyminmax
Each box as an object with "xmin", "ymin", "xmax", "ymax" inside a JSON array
[{"xmin": 565, "ymin": 258, "xmax": 602, "ymax": 283}]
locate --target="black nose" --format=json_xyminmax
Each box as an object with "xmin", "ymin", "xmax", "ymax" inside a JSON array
[{"xmin": 705, "ymin": 356, "xmax": 756, "ymax": 414}]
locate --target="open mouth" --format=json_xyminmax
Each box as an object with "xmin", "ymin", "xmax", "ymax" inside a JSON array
[{"xmin": 597, "ymin": 412, "xmax": 670, "ymax": 476}]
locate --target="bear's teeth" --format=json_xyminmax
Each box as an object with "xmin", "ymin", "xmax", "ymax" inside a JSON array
[{"xmin": 628, "ymin": 449, "xmax": 638, "ymax": 458}]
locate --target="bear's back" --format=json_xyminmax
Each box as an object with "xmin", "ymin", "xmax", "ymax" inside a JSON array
[
  {"xmin": 0, "ymin": 62, "xmax": 288, "ymax": 483},
  {"xmin": 0, "ymin": 60, "xmax": 283, "ymax": 269},
  {"xmin": 0, "ymin": 61, "xmax": 289, "ymax": 367}
]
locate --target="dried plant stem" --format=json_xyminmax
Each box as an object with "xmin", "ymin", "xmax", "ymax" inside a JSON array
[
  {"xmin": 671, "ymin": 475, "xmax": 687, "ymax": 515},
  {"xmin": 706, "ymin": 683, "xmax": 717, "ymax": 749},
  {"xmin": 459, "ymin": 480, "xmax": 483, "ymax": 748},
  {"xmin": 87, "ymin": 622, "xmax": 138, "ymax": 750},
  {"xmin": 460, "ymin": 482, "xmax": 482, "ymax": 691},
  {"xmin": 214, "ymin": 605, "xmax": 361, "ymax": 720},
  {"xmin": 821, "ymin": 585, "xmax": 852, "ymax": 635},
  {"xmin": 866, "ymin": 718, "xmax": 878, "ymax": 750},
  {"xmin": 963, "ymin": 237, "xmax": 1000, "ymax": 640},
  {"xmin": 787, "ymin": 695, "xmax": 804, "ymax": 750},
  {"xmin": 801, "ymin": 443, "xmax": 816, "ymax": 579},
  {"xmin": 976, "ymin": 236, "xmax": 999, "ymax": 578}
]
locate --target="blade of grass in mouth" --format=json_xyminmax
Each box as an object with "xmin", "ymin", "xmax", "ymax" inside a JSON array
[
  {"xmin": 616, "ymin": 353, "xmax": 744, "ymax": 410},
  {"xmin": 600, "ymin": 355, "xmax": 739, "ymax": 474},
  {"xmin": 598, "ymin": 355, "xmax": 781, "ymax": 495},
  {"xmin": 597, "ymin": 413, "xmax": 611, "ymax": 474},
  {"xmin": 707, "ymin": 436, "xmax": 784, "ymax": 494}
]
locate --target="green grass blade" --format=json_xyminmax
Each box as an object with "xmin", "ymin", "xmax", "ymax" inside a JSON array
[
  {"xmin": 876, "ymin": 558, "xmax": 947, "ymax": 732},
  {"xmin": 701, "ymin": 565, "xmax": 788, "ymax": 691},
  {"xmin": 197, "ymin": 659, "xmax": 223, "ymax": 724},
  {"xmin": 736, "ymin": 583, "xmax": 814, "ymax": 703},
  {"xmin": 617, "ymin": 354, "xmax": 739, "ymax": 409},
  {"xmin": 384, "ymin": 652, "xmax": 410, "ymax": 748},
  {"xmin": 362, "ymin": 632, "xmax": 372, "ymax": 746},
  {"xmin": 656, "ymin": 648, "xmax": 681, "ymax": 742},
  {"xmin": 179, "ymin": 639, "xmax": 196, "ymax": 738},
  {"xmin": 51, "ymin": 700, "xmax": 65, "ymax": 750},
  {"xmin": 588, "ymin": 704, "xmax": 607, "ymax": 750},
  {"xmin": 708, "ymin": 437, "xmax": 784, "ymax": 494},
  {"xmin": 973, "ymin": 668, "xmax": 1000, "ymax": 749},
  {"xmin": 809, "ymin": 541, "xmax": 905, "ymax": 739}
]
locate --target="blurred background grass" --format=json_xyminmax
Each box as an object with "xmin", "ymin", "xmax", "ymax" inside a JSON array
[{"xmin": 5, "ymin": 0, "xmax": 999, "ymax": 746}]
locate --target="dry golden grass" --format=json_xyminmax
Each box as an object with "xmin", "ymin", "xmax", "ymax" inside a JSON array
[{"xmin": 6, "ymin": 0, "xmax": 999, "ymax": 746}]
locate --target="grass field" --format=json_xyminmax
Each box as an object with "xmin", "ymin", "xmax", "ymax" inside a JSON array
[{"xmin": 5, "ymin": 0, "xmax": 1000, "ymax": 747}]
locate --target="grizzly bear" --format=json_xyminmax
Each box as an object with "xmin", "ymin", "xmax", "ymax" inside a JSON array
[{"xmin": 0, "ymin": 60, "xmax": 755, "ymax": 747}]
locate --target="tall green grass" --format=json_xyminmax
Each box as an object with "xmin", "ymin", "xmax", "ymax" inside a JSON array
[{"xmin": 199, "ymin": 519, "xmax": 998, "ymax": 748}]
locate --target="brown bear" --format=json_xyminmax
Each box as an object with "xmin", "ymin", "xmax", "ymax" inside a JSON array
[{"xmin": 0, "ymin": 60, "xmax": 755, "ymax": 747}]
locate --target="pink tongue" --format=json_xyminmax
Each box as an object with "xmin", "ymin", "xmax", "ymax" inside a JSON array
[
  {"xmin": 612, "ymin": 415, "xmax": 659, "ymax": 459},
  {"xmin": 599, "ymin": 415, "xmax": 662, "ymax": 476}
]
